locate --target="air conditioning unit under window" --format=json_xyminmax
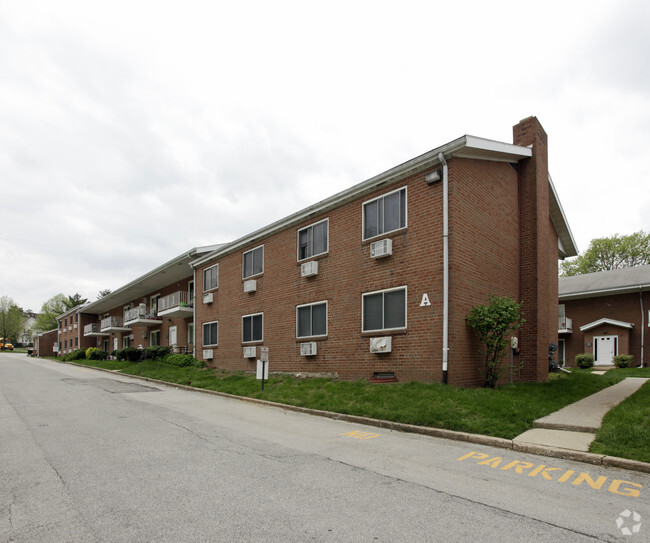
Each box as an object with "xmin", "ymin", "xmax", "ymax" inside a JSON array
[
  {"xmin": 202, "ymin": 349, "xmax": 214, "ymax": 359},
  {"xmin": 203, "ymin": 292, "xmax": 214, "ymax": 304},
  {"xmin": 300, "ymin": 342, "xmax": 317, "ymax": 356},
  {"xmin": 300, "ymin": 261, "xmax": 318, "ymax": 277},
  {"xmin": 243, "ymin": 346, "xmax": 256, "ymax": 358},
  {"xmin": 243, "ymin": 280, "xmax": 257, "ymax": 293},
  {"xmin": 128, "ymin": 334, "xmax": 134, "ymax": 340},
  {"xmin": 370, "ymin": 238, "xmax": 393, "ymax": 259},
  {"xmin": 369, "ymin": 336, "xmax": 392, "ymax": 353}
]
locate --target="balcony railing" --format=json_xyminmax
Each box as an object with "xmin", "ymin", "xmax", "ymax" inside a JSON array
[
  {"xmin": 558, "ymin": 317, "xmax": 573, "ymax": 333},
  {"xmin": 158, "ymin": 291, "xmax": 192, "ymax": 313},
  {"xmin": 84, "ymin": 323, "xmax": 109, "ymax": 336},
  {"xmin": 101, "ymin": 316, "xmax": 131, "ymax": 332}
]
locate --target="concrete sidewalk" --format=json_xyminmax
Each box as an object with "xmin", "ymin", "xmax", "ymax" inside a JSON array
[{"xmin": 513, "ymin": 377, "xmax": 649, "ymax": 452}]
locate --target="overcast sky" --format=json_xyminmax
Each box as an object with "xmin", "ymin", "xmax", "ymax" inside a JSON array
[{"xmin": 2, "ymin": 0, "xmax": 649, "ymax": 312}]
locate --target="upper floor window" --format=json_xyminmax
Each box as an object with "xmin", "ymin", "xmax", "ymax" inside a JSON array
[
  {"xmin": 362, "ymin": 286, "xmax": 407, "ymax": 332},
  {"xmin": 362, "ymin": 187, "xmax": 407, "ymax": 240},
  {"xmin": 296, "ymin": 301, "xmax": 328, "ymax": 338},
  {"xmin": 203, "ymin": 321, "xmax": 219, "ymax": 346},
  {"xmin": 242, "ymin": 313, "xmax": 263, "ymax": 343},
  {"xmin": 243, "ymin": 246, "xmax": 264, "ymax": 279},
  {"xmin": 203, "ymin": 264, "xmax": 219, "ymax": 291},
  {"xmin": 298, "ymin": 219, "xmax": 328, "ymax": 261}
]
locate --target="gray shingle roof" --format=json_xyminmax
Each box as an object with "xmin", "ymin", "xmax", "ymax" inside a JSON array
[{"xmin": 559, "ymin": 265, "xmax": 650, "ymax": 300}]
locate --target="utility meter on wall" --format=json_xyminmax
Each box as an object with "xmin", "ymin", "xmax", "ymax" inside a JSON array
[{"xmin": 510, "ymin": 337, "xmax": 519, "ymax": 349}]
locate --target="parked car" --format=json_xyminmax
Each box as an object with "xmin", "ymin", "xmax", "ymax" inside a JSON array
[{"xmin": 0, "ymin": 339, "xmax": 14, "ymax": 351}]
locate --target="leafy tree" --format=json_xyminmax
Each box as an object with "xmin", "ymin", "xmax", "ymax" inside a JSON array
[
  {"xmin": 0, "ymin": 296, "xmax": 24, "ymax": 344},
  {"xmin": 64, "ymin": 293, "xmax": 88, "ymax": 310},
  {"xmin": 34, "ymin": 293, "xmax": 68, "ymax": 332},
  {"xmin": 560, "ymin": 230, "xmax": 650, "ymax": 276},
  {"xmin": 97, "ymin": 289, "xmax": 112, "ymax": 299},
  {"xmin": 466, "ymin": 296, "xmax": 524, "ymax": 388}
]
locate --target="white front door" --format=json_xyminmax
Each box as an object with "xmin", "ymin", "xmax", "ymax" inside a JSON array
[
  {"xmin": 169, "ymin": 326, "xmax": 177, "ymax": 346},
  {"xmin": 594, "ymin": 335, "xmax": 617, "ymax": 365}
]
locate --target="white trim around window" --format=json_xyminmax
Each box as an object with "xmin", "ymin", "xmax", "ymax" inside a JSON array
[
  {"xmin": 202, "ymin": 320, "xmax": 218, "ymax": 347},
  {"xmin": 362, "ymin": 286, "xmax": 407, "ymax": 332},
  {"xmin": 362, "ymin": 186, "xmax": 407, "ymax": 241},
  {"xmin": 296, "ymin": 301, "xmax": 328, "ymax": 338},
  {"xmin": 203, "ymin": 264, "xmax": 219, "ymax": 292},
  {"xmin": 242, "ymin": 245, "xmax": 264, "ymax": 279},
  {"xmin": 242, "ymin": 312, "xmax": 263, "ymax": 343},
  {"xmin": 297, "ymin": 218, "xmax": 329, "ymax": 261}
]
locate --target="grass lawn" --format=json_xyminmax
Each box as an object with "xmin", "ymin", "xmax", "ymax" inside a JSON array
[
  {"xmin": 590, "ymin": 369, "xmax": 650, "ymax": 463},
  {"xmin": 70, "ymin": 359, "xmax": 635, "ymax": 435}
]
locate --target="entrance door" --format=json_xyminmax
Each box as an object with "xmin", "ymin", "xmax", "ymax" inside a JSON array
[{"xmin": 594, "ymin": 335, "xmax": 617, "ymax": 365}]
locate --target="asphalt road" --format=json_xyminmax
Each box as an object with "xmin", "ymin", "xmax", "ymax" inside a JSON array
[{"xmin": 1, "ymin": 353, "xmax": 647, "ymax": 542}]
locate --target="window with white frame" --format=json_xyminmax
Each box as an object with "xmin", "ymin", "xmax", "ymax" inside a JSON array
[
  {"xmin": 242, "ymin": 246, "xmax": 264, "ymax": 279},
  {"xmin": 150, "ymin": 330, "xmax": 160, "ymax": 346},
  {"xmin": 150, "ymin": 294, "xmax": 160, "ymax": 317},
  {"xmin": 363, "ymin": 187, "xmax": 407, "ymax": 240},
  {"xmin": 296, "ymin": 301, "xmax": 327, "ymax": 338},
  {"xmin": 242, "ymin": 313, "xmax": 263, "ymax": 343},
  {"xmin": 202, "ymin": 321, "xmax": 218, "ymax": 346},
  {"xmin": 362, "ymin": 286, "xmax": 407, "ymax": 332},
  {"xmin": 298, "ymin": 219, "xmax": 328, "ymax": 261},
  {"xmin": 123, "ymin": 336, "xmax": 130, "ymax": 348},
  {"xmin": 203, "ymin": 265, "xmax": 218, "ymax": 291}
]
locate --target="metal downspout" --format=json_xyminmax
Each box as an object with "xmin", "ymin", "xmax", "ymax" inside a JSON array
[
  {"xmin": 439, "ymin": 152, "xmax": 449, "ymax": 384},
  {"xmin": 640, "ymin": 287, "xmax": 645, "ymax": 367}
]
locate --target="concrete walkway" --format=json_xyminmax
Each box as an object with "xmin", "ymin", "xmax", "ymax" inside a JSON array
[{"xmin": 514, "ymin": 377, "xmax": 649, "ymax": 452}]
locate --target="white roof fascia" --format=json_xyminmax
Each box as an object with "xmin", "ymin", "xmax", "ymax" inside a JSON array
[
  {"xmin": 549, "ymin": 174, "xmax": 578, "ymax": 259},
  {"xmin": 83, "ymin": 244, "xmax": 226, "ymax": 314},
  {"xmin": 579, "ymin": 318, "xmax": 635, "ymax": 332},
  {"xmin": 55, "ymin": 303, "xmax": 90, "ymax": 321},
  {"xmin": 559, "ymin": 283, "xmax": 650, "ymax": 301},
  {"xmin": 191, "ymin": 136, "xmax": 533, "ymax": 269}
]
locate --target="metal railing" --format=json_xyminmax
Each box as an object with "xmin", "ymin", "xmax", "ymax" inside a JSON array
[
  {"xmin": 124, "ymin": 305, "xmax": 159, "ymax": 323},
  {"xmin": 159, "ymin": 291, "xmax": 192, "ymax": 312},
  {"xmin": 101, "ymin": 316, "xmax": 124, "ymax": 330},
  {"xmin": 84, "ymin": 323, "xmax": 101, "ymax": 335},
  {"xmin": 558, "ymin": 317, "xmax": 573, "ymax": 332}
]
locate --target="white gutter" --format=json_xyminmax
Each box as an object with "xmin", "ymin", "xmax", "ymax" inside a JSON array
[
  {"xmin": 439, "ymin": 152, "xmax": 449, "ymax": 384},
  {"xmin": 640, "ymin": 288, "xmax": 645, "ymax": 367}
]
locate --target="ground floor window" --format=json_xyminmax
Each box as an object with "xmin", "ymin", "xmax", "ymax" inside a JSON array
[
  {"xmin": 242, "ymin": 313, "xmax": 263, "ymax": 343},
  {"xmin": 203, "ymin": 321, "xmax": 218, "ymax": 346},
  {"xmin": 150, "ymin": 330, "xmax": 161, "ymax": 346},
  {"xmin": 362, "ymin": 286, "xmax": 407, "ymax": 332},
  {"xmin": 297, "ymin": 301, "xmax": 327, "ymax": 338}
]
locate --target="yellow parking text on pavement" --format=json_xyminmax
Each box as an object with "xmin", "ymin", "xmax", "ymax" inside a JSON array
[
  {"xmin": 458, "ymin": 451, "xmax": 642, "ymax": 498},
  {"xmin": 340, "ymin": 430, "xmax": 381, "ymax": 440}
]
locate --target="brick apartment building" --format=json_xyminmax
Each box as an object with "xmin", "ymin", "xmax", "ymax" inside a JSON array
[
  {"xmin": 559, "ymin": 265, "xmax": 650, "ymax": 368},
  {"xmin": 190, "ymin": 116, "xmax": 577, "ymax": 386},
  {"xmin": 33, "ymin": 329, "xmax": 58, "ymax": 357},
  {"xmin": 79, "ymin": 246, "xmax": 222, "ymax": 355},
  {"xmin": 56, "ymin": 304, "xmax": 97, "ymax": 356}
]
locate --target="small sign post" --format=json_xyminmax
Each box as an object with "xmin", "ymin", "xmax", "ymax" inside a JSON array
[{"xmin": 257, "ymin": 347, "xmax": 269, "ymax": 390}]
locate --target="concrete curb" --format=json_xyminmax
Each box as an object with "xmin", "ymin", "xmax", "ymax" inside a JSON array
[{"xmin": 66, "ymin": 361, "xmax": 650, "ymax": 475}]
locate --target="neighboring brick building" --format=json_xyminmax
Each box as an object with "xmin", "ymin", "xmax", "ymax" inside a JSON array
[
  {"xmin": 33, "ymin": 329, "xmax": 58, "ymax": 357},
  {"xmin": 80, "ymin": 246, "xmax": 222, "ymax": 355},
  {"xmin": 559, "ymin": 265, "xmax": 650, "ymax": 368},
  {"xmin": 191, "ymin": 116, "xmax": 577, "ymax": 386},
  {"xmin": 56, "ymin": 304, "xmax": 97, "ymax": 356}
]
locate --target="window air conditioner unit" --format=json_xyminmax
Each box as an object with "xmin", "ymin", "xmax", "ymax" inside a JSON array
[
  {"xmin": 243, "ymin": 280, "xmax": 257, "ymax": 293},
  {"xmin": 202, "ymin": 349, "xmax": 214, "ymax": 359},
  {"xmin": 370, "ymin": 238, "xmax": 392, "ymax": 259},
  {"xmin": 203, "ymin": 293, "xmax": 214, "ymax": 304},
  {"xmin": 300, "ymin": 342, "xmax": 317, "ymax": 356},
  {"xmin": 243, "ymin": 346, "xmax": 256, "ymax": 358},
  {"xmin": 369, "ymin": 336, "xmax": 392, "ymax": 353},
  {"xmin": 129, "ymin": 334, "xmax": 134, "ymax": 340},
  {"xmin": 300, "ymin": 261, "xmax": 318, "ymax": 277}
]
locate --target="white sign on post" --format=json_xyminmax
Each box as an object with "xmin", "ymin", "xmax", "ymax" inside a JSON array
[
  {"xmin": 256, "ymin": 359, "xmax": 269, "ymax": 380},
  {"xmin": 260, "ymin": 346, "xmax": 269, "ymax": 362}
]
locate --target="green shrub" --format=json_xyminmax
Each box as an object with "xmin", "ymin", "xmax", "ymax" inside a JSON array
[
  {"xmin": 575, "ymin": 353, "xmax": 594, "ymax": 368},
  {"xmin": 114, "ymin": 347, "xmax": 143, "ymax": 362},
  {"xmin": 63, "ymin": 348, "xmax": 86, "ymax": 361},
  {"xmin": 86, "ymin": 347, "xmax": 109, "ymax": 360},
  {"xmin": 614, "ymin": 355, "xmax": 633, "ymax": 368},
  {"xmin": 143, "ymin": 345, "xmax": 171, "ymax": 360},
  {"xmin": 163, "ymin": 353, "xmax": 206, "ymax": 368}
]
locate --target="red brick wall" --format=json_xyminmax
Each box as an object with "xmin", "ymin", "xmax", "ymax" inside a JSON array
[
  {"xmin": 447, "ymin": 158, "xmax": 521, "ymax": 385},
  {"xmin": 513, "ymin": 117, "xmax": 556, "ymax": 382}
]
